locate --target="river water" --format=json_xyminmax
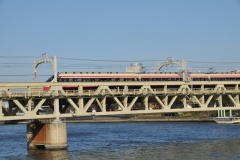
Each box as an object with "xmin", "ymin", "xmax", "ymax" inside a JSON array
[{"xmin": 1, "ymin": 122, "xmax": 240, "ymax": 160}]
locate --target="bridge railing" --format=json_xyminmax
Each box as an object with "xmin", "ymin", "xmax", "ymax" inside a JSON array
[{"xmin": 1, "ymin": 87, "xmax": 240, "ymax": 98}]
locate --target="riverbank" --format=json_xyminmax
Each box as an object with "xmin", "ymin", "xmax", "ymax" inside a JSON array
[
  {"xmin": 0, "ymin": 113, "xmax": 215, "ymax": 124},
  {"xmin": 68, "ymin": 114, "xmax": 215, "ymax": 123},
  {"xmin": 1, "ymin": 117, "xmax": 214, "ymax": 124},
  {"xmin": 67, "ymin": 118, "xmax": 214, "ymax": 123}
]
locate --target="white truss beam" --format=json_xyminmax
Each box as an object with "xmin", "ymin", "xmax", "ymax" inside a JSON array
[{"xmin": 1, "ymin": 81, "xmax": 240, "ymax": 121}]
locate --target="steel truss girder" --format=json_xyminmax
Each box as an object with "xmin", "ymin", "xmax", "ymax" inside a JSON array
[{"xmin": 1, "ymin": 81, "xmax": 240, "ymax": 121}]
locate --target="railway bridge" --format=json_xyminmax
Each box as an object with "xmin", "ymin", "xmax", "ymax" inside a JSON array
[{"xmin": 1, "ymin": 80, "xmax": 240, "ymax": 149}]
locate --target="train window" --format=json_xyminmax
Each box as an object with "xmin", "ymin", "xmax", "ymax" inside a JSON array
[
  {"xmin": 63, "ymin": 78, "xmax": 68, "ymax": 82},
  {"xmin": 73, "ymin": 78, "xmax": 78, "ymax": 82},
  {"xmin": 58, "ymin": 78, "xmax": 62, "ymax": 82},
  {"xmin": 69, "ymin": 78, "xmax": 73, "ymax": 82},
  {"xmin": 77, "ymin": 78, "xmax": 82, "ymax": 82}
]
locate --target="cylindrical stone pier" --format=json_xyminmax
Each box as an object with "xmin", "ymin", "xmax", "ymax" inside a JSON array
[{"xmin": 27, "ymin": 120, "xmax": 67, "ymax": 149}]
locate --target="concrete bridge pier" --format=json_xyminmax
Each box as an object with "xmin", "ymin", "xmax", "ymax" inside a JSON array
[{"xmin": 27, "ymin": 120, "xmax": 67, "ymax": 149}]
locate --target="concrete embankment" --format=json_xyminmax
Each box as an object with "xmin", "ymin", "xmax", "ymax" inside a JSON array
[
  {"xmin": 1, "ymin": 117, "xmax": 214, "ymax": 124},
  {"xmin": 67, "ymin": 118, "xmax": 214, "ymax": 123}
]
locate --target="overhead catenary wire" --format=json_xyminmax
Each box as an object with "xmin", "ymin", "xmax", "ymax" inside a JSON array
[
  {"xmin": 1, "ymin": 55, "xmax": 240, "ymax": 63},
  {"xmin": 0, "ymin": 74, "xmax": 52, "ymax": 77},
  {"xmin": 1, "ymin": 55, "xmax": 240, "ymax": 75},
  {"xmin": 58, "ymin": 57, "xmax": 166, "ymax": 62},
  {"xmin": 188, "ymin": 61, "xmax": 240, "ymax": 64},
  {"xmin": 0, "ymin": 64, "xmax": 239, "ymax": 72},
  {"xmin": 0, "ymin": 56, "xmax": 40, "ymax": 58}
]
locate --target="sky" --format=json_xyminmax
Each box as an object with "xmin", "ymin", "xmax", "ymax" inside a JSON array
[{"xmin": 0, "ymin": 0, "xmax": 240, "ymax": 82}]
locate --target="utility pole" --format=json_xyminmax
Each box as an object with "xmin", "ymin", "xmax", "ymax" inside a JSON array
[
  {"xmin": 33, "ymin": 54, "xmax": 59, "ymax": 120},
  {"xmin": 156, "ymin": 57, "xmax": 190, "ymax": 82},
  {"xmin": 33, "ymin": 53, "xmax": 58, "ymax": 82}
]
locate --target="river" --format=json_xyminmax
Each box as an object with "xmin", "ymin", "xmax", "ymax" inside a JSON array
[{"xmin": 1, "ymin": 122, "xmax": 240, "ymax": 160}]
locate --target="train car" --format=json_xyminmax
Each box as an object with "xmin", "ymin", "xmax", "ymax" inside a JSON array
[
  {"xmin": 190, "ymin": 73, "xmax": 240, "ymax": 81},
  {"xmin": 56, "ymin": 72, "xmax": 240, "ymax": 82}
]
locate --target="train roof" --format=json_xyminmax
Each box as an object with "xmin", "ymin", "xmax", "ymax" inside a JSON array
[
  {"xmin": 59, "ymin": 71, "xmax": 240, "ymax": 75},
  {"xmin": 59, "ymin": 72, "xmax": 136, "ymax": 74}
]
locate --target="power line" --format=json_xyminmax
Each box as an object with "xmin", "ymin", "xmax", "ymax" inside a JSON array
[
  {"xmin": 188, "ymin": 61, "xmax": 240, "ymax": 64},
  {"xmin": 1, "ymin": 55, "xmax": 240, "ymax": 63},
  {"xmin": 0, "ymin": 74, "xmax": 51, "ymax": 77},
  {"xmin": 2, "ymin": 56, "xmax": 240, "ymax": 65},
  {"xmin": 0, "ymin": 62, "xmax": 32, "ymax": 64},
  {"xmin": 1, "ymin": 56, "xmax": 240, "ymax": 73},
  {"xmin": 58, "ymin": 57, "xmax": 165, "ymax": 62},
  {"xmin": 0, "ymin": 56, "xmax": 39, "ymax": 58},
  {"xmin": 0, "ymin": 74, "xmax": 33, "ymax": 76}
]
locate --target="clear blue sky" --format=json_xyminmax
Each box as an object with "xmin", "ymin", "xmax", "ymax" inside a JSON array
[{"xmin": 0, "ymin": 0, "xmax": 240, "ymax": 82}]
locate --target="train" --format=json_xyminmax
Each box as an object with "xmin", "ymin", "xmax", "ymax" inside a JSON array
[
  {"xmin": 43, "ymin": 60, "xmax": 240, "ymax": 91},
  {"xmin": 43, "ymin": 70, "xmax": 240, "ymax": 91},
  {"xmin": 50, "ymin": 71, "xmax": 240, "ymax": 82}
]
